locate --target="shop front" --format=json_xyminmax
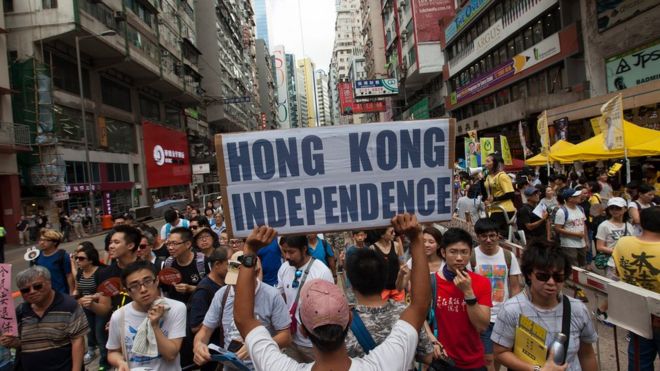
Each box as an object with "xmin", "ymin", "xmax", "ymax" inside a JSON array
[{"xmin": 142, "ymin": 120, "xmax": 192, "ymax": 203}]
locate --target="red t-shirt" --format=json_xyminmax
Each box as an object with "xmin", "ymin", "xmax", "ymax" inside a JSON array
[{"xmin": 434, "ymin": 271, "xmax": 493, "ymax": 369}]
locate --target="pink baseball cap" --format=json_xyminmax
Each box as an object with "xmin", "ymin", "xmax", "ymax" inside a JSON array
[{"xmin": 299, "ymin": 279, "xmax": 350, "ymax": 335}]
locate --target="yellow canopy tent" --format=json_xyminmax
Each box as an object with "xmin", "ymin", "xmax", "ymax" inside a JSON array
[
  {"xmin": 628, "ymin": 136, "xmax": 660, "ymax": 157},
  {"xmin": 551, "ymin": 120, "xmax": 660, "ymax": 163},
  {"xmin": 525, "ymin": 140, "xmax": 574, "ymax": 166}
]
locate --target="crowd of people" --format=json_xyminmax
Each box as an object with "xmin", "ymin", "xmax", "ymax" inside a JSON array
[{"xmin": 0, "ymin": 156, "xmax": 658, "ymax": 371}]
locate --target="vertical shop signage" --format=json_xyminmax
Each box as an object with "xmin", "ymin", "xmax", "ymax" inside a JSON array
[{"xmin": 103, "ymin": 192, "xmax": 112, "ymax": 215}]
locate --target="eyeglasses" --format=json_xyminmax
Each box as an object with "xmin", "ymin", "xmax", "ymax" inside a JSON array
[
  {"xmin": 478, "ymin": 233, "xmax": 499, "ymax": 241},
  {"xmin": 126, "ymin": 277, "xmax": 156, "ymax": 293},
  {"xmin": 292, "ymin": 270, "xmax": 303, "ymax": 288},
  {"xmin": 75, "ymin": 256, "xmax": 88, "ymax": 261},
  {"xmin": 19, "ymin": 282, "xmax": 44, "ymax": 294},
  {"xmin": 533, "ymin": 271, "xmax": 565, "ymax": 283},
  {"xmin": 190, "ymin": 225, "xmax": 199, "ymax": 230},
  {"xmin": 138, "ymin": 244, "xmax": 149, "ymax": 250},
  {"xmin": 229, "ymin": 239, "xmax": 243, "ymax": 246},
  {"xmin": 165, "ymin": 240, "xmax": 186, "ymax": 247}
]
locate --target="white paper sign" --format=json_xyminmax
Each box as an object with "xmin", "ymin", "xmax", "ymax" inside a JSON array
[
  {"xmin": 217, "ymin": 120, "xmax": 456, "ymax": 237},
  {"xmin": 532, "ymin": 202, "xmax": 547, "ymax": 219}
]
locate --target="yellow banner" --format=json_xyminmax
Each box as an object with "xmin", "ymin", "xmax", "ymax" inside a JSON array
[
  {"xmin": 500, "ymin": 136, "xmax": 512, "ymax": 165},
  {"xmin": 599, "ymin": 94, "xmax": 624, "ymax": 150},
  {"xmin": 480, "ymin": 137, "xmax": 495, "ymax": 165},
  {"xmin": 537, "ymin": 111, "xmax": 549, "ymax": 155},
  {"xmin": 513, "ymin": 314, "xmax": 548, "ymax": 367},
  {"xmin": 465, "ymin": 130, "xmax": 480, "ymax": 168},
  {"xmin": 590, "ymin": 117, "xmax": 602, "ymax": 135}
]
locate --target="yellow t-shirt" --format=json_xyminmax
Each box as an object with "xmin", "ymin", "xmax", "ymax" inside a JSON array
[
  {"xmin": 612, "ymin": 236, "xmax": 660, "ymax": 294},
  {"xmin": 485, "ymin": 172, "xmax": 515, "ymax": 213}
]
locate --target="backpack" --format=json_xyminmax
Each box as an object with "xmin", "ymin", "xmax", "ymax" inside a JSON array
[
  {"xmin": 470, "ymin": 248, "xmax": 512, "ymax": 273},
  {"xmin": 551, "ymin": 205, "xmax": 585, "ymax": 241},
  {"xmin": 318, "ymin": 239, "xmax": 334, "ymax": 262},
  {"xmin": 163, "ymin": 251, "xmax": 207, "ymax": 278}
]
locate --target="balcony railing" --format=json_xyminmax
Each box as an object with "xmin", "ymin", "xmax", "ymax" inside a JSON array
[{"xmin": 0, "ymin": 122, "xmax": 31, "ymax": 147}]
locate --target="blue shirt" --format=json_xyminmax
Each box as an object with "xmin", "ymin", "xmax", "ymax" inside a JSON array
[
  {"xmin": 307, "ymin": 239, "xmax": 334, "ymax": 267},
  {"xmin": 258, "ymin": 239, "xmax": 283, "ymax": 286},
  {"xmin": 35, "ymin": 249, "xmax": 71, "ymax": 294}
]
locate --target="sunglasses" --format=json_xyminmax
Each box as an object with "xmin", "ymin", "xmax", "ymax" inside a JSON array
[
  {"xmin": 190, "ymin": 225, "xmax": 199, "ymax": 230},
  {"xmin": 292, "ymin": 270, "xmax": 303, "ymax": 288},
  {"xmin": 533, "ymin": 271, "xmax": 565, "ymax": 283},
  {"xmin": 138, "ymin": 244, "xmax": 149, "ymax": 250},
  {"xmin": 75, "ymin": 256, "xmax": 88, "ymax": 261},
  {"xmin": 19, "ymin": 282, "xmax": 44, "ymax": 294}
]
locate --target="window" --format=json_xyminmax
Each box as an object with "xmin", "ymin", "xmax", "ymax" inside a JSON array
[
  {"xmin": 514, "ymin": 34, "xmax": 524, "ymax": 54},
  {"xmin": 139, "ymin": 95, "xmax": 160, "ymax": 122},
  {"xmin": 49, "ymin": 52, "xmax": 91, "ymax": 98},
  {"xmin": 547, "ymin": 65, "xmax": 563, "ymax": 93},
  {"xmin": 107, "ymin": 163, "xmax": 130, "ymax": 182},
  {"xmin": 101, "ymin": 78, "xmax": 132, "ymax": 112},
  {"xmin": 66, "ymin": 161, "xmax": 100, "ymax": 184},
  {"xmin": 105, "ymin": 118, "xmax": 136, "ymax": 153},
  {"xmin": 524, "ymin": 27, "xmax": 534, "ymax": 49},
  {"xmin": 4, "ymin": 0, "xmax": 13, "ymax": 12},
  {"xmin": 42, "ymin": 0, "xmax": 57, "ymax": 8},
  {"xmin": 54, "ymin": 105, "xmax": 96, "ymax": 146},
  {"xmin": 511, "ymin": 80, "xmax": 527, "ymax": 101},
  {"xmin": 164, "ymin": 105, "xmax": 182, "ymax": 129},
  {"xmin": 507, "ymin": 40, "xmax": 516, "ymax": 59},
  {"xmin": 496, "ymin": 88, "xmax": 511, "ymax": 106},
  {"xmin": 543, "ymin": 8, "xmax": 561, "ymax": 36}
]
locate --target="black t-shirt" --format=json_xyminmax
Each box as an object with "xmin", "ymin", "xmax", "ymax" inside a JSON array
[
  {"xmin": 164, "ymin": 257, "xmax": 203, "ymax": 303},
  {"xmin": 152, "ymin": 244, "xmax": 170, "ymax": 258},
  {"xmin": 97, "ymin": 260, "xmax": 133, "ymax": 311},
  {"xmin": 517, "ymin": 203, "xmax": 546, "ymax": 238}
]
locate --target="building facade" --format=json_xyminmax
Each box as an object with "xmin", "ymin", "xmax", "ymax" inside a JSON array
[
  {"xmin": 253, "ymin": 0, "xmax": 271, "ymax": 47},
  {"xmin": 255, "ymin": 39, "xmax": 278, "ymax": 130},
  {"xmin": 6, "ymin": 0, "xmax": 203, "ymax": 227},
  {"xmin": 296, "ymin": 58, "xmax": 318, "ymax": 127},
  {"xmin": 315, "ymin": 70, "xmax": 332, "ymax": 126}
]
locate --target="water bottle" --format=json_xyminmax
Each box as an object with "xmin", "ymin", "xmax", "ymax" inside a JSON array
[{"xmin": 550, "ymin": 333, "xmax": 568, "ymax": 365}]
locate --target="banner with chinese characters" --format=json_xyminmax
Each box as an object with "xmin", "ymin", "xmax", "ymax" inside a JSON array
[
  {"xmin": 537, "ymin": 111, "xmax": 550, "ymax": 155},
  {"xmin": 599, "ymin": 94, "xmax": 624, "ymax": 150}
]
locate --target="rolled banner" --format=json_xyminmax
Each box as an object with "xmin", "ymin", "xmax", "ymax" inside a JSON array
[
  {"xmin": 97, "ymin": 277, "xmax": 122, "ymax": 297},
  {"xmin": 158, "ymin": 267, "xmax": 182, "ymax": 286}
]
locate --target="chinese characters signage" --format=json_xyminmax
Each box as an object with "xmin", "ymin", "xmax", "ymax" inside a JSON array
[
  {"xmin": 338, "ymin": 82, "xmax": 386, "ymax": 115},
  {"xmin": 143, "ymin": 121, "xmax": 191, "ymax": 188}
]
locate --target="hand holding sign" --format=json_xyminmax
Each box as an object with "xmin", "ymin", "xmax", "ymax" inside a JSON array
[
  {"xmin": 97, "ymin": 277, "xmax": 122, "ymax": 297},
  {"xmin": 158, "ymin": 267, "xmax": 182, "ymax": 286},
  {"xmin": 391, "ymin": 213, "xmax": 421, "ymax": 240},
  {"xmin": 245, "ymin": 226, "xmax": 278, "ymax": 254}
]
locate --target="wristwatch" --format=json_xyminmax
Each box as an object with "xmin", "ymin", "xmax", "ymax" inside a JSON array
[
  {"xmin": 465, "ymin": 297, "xmax": 478, "ymax": 306},
  {"xmin": 533, "ymin": 366, "xmax": 542, "ymax": 371},
  {"xmin": 239, "ymin": 254, "xmax": 258, "ymax": 268}
]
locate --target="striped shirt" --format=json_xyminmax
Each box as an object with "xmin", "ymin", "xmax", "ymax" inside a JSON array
[
  {"xmin": 16, "ymin": 291, "xmax": 89, "ymax": 371},
  {"xmin": 77, "ymin": 275, "xmax": 96, "ymax": 297}
]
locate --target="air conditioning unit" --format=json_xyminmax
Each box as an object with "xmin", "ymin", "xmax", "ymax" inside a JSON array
[{"xmin": 114, "ymin": 11, "xmax": 126, "ymax": 22}]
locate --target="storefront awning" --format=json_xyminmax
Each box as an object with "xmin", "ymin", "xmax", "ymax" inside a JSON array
[
  {"xmin": 551, "ymin": 121, "xmax": 660, "ymax": 163},
  {"xmin": 525, "ymin": 140, "xmax": 575, "ymax": 166}
]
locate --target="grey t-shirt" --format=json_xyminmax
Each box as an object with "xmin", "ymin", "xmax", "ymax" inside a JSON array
[
  {"xmin": 456, "ymin": 196, "xmax": 484, "ymax": 224},
  {"xmin": 203, "ymin": 281, "xmax": 290, "ymax": 369},
  {"xmin": 554, "ymin": 206, "xmax": 587, "ymax": 248},
  {"xmin": 491, "ymin": 292, "xmax": 597, "ymax": 371},
  {"xmin": 596, "ymin": 220, "xmax": 633, "ymax": 267}
]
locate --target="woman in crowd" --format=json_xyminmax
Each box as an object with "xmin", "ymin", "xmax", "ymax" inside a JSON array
[
  {"xmin": 194, "ymin": 227, "xmax": 221, "ymax": 272},
  {"xmin": 73, "ymin": 242, "xmax": 106, "ymax": 365},
  {"xmin": 367, "ymin": 227, "xmax": 405, "ymax": 302},
  {"xmin": 483, "ymin": 153, "xmax": 516, "ymax": 237},
  {"xmin": 629, "ymin": 183, "xmax": 657, "ymax": 235}
]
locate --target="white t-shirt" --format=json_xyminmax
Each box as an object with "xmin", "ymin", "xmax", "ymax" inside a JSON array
[
  {"xmin": 596, "ymin": 220, "xmax": 634, "ymax": 267},
  {"xmin": 245, "ymin": 320, "xmax": 418, "ymax": 371},
  {"xmin": 106, "ymin": 297, "xmax": 187, "ymax": 371},
  {"xmin": 455, "ymin": 196, "xmax": 484, "ymax": 225},
  {"xmin": 629, "ymin": 200, "xmax": 656, "ymax": 236},
  {"xmin": 468, "ymin": 247, "xmax": 521, "ymax": 322},
  {"xmin": 554, "ymin": 206, "xmax": 587, "ymax": 248},
  {"xmin": 159, "ymin": 219, "xmax": 190, "ymax": 240},
  {"xmin": 276, "ymin": 258, "xmax": 334, "ymax": 347}
]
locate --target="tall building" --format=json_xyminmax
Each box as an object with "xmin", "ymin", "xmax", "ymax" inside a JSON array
[
  {"xmin": 197, "ymin": 0, "xmax": 260, "ymax": 133},
  {"xmin": 329, "ymin": 0, "xmax": 364, "ymax": 125},
  {"xmin": 359, "ymin": 0, "xmax": 388, "ymax": 122},
  {"xmin": 315, "ymin": 70, "xmax": 332, "ymax": 126},
  {"xmin": 253, "ymin": 0, "xmax": 271, "ymax": 47},
  {"xmin": 297, "ymin": 58, "xmax": 318, "ymax": 127},
  {"xmin": 6, "ymin": 0, "xmax": 203, "ymax": 226},
  {"xmin": 255, "ymin": 40, "xmax": 278, "ymax": 130},
  {"xmin": 295, "ymin": 63, "xmax": 309, "ymax": 128},
  {"xmin": 286, "ymin": 53, "xmax": 302, "ymax": 128}
]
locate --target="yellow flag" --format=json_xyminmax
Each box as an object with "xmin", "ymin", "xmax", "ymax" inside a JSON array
[
  {"xmin": 480, "ymin": 137, "xmax": 495, "ymax": 164},
  {"xmin": 590, "ymin": 117, "xmax": 602, "ymax": 135},
  {"xmin": 537, "ymin": 111, "xmax": 549, "ymax": 155},
  {"xmin": 500, "ymin": 136, "xmax": 512, "ymax": 165},
  {"xmin": 598, "ymin": 94, "xmax": 624, "ymax": 150}
]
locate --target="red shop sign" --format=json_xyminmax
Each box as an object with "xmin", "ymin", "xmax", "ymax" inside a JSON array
[{"xmin": 142, "ymin": 121, "xmax": 191, "ymax": 188}]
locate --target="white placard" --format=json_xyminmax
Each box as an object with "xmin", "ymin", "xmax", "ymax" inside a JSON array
[
  {"xmin": 217, "ymin": 120, "xmax": 456, "ymax": 237},
  {"xmin": 192, "ymin": 163, "xmax": 210, "ymax": 175}
]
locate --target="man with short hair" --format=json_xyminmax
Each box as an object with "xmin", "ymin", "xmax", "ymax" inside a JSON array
[
  {"xmin": 613, "ymin": 206, "xmax": 660, "ymax": 370},
  {"xmin": 277, "ymin": 235, "xmax": 334, "ymax": 362},
  {"xmin": 344, "ymin": 248, "xmax": 434, "ymax": 364},
  {"xmin": 212, "ymin": 213, "xmax": 225, "ymax": 237},
  {"xmin": 137, "ymin": 231, "xmax": 158, "ymax": 265},
  {"xmin": 517, "ymin": 187, "xmax": 548, "ymax": 240},
  {"xmin": 470, "ymin": 218, "xmax": 522, "ymax": 371},
  {"xmin": 160, "ymin": 209, "xmax": 190, "ymax": 240},
  {"xmin": 554, "ymin": 188, "xmax": 589, "ymax": 267},
  {"xmin": 106, "ymin": 260, "xmax": 186, "ymax": 370},
  {"xmin": 434, "ymin": 228, "xmax": 492, "ymax": 370},
  {"xmin": 0, "ymin": 266, "xmax": 88, "ymax": 371},
  {"xmin": 233, "ymin": 214, "xmax": 432, "ymax": 370},
  {"xmin": 34, "ymin": 229, "xmax": 75, "ymax": 295},
  {"xmin": 189, "ymin": 216, "xmax": 211, "ymax": 236},
  {"xmin": 97, "ymin": 225, "xmax": 141, "ymax": 314},
  {"xmin": 193, "ymin": 251, "xmax": 291, "ymax": 370}
]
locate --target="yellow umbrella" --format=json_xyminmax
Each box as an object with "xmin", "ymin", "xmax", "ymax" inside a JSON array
[
  {"xmin": 526, "ymin": 140, "xmax": 574, "ymax": 166},
  {"xmin": 628, "ymin": 136, "xmax": 660, "ymax": 157},
  {"xmin": 552, "ymin": 120, "xmax": 660, "ymax": 163}
]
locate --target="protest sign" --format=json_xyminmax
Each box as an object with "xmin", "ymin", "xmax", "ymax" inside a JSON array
[
  {"xmin": 0, "ymin": 264, "xmax": 17, "ymax": 336},
  {"xmin": 97, "ymin": 277, "xmax": 122, "ymax": 297},
  {"xmin": 216, "ymin": 119, "xmax": 456, "ymax": 237},
  {"xmin": 158, "ymin": 267, "xmax": 182, "ymax": 286}
]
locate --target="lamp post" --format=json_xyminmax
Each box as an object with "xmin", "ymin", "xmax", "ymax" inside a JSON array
[{"xmin": 75, "ymin": 30, "xmax": 117, "ymax": 233}]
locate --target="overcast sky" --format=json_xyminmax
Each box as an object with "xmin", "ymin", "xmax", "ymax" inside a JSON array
[{"xmin": 268, "ymin": 0, "xmax": 336, "ymax": 72}]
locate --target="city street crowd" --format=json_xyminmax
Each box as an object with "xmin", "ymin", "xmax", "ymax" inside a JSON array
[{"xmin": 0, "ymin": 153, "xmax": 658, "ymax": 371}]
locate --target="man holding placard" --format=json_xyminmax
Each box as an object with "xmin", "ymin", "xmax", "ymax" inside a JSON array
[{"xmin": 1, "ymin": 266, "xmax": 88, "ymax": 371}]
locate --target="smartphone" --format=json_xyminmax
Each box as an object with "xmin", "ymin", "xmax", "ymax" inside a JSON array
[{"xmin": 227, "ymin": 339, "xmax": 243, "ymax": 353}]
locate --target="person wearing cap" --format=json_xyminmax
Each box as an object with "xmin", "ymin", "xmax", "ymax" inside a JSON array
[
  {"xmin": 554, "ymin": 188, "xmax": 589, "ymax": 268},
  {"xmin": 517, "ymin": 186, "xmax": 548, "ymax": 240},
  {"xmin": 193, "ymin": 251, "xmax": 291, "ymax": 370},
  {"xmin": 233, "ymin": 214, "xmax": 432, "ymax": 370},
  {"xmin": 276, "ymin": 235, "xmax": 334, "ymax": 362}
]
